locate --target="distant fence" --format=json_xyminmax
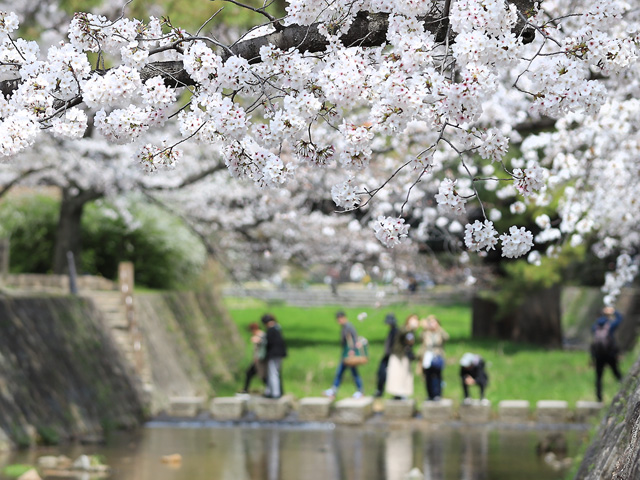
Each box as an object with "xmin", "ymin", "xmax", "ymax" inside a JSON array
[{"xmin": 222, "ymin": 284, "xmax": 474, "ymax": 307}]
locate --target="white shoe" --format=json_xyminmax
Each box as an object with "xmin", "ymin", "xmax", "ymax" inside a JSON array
[
  {"xmin": 352, "ymin": 391, "xmax": 364, "ymax": 399},
  {"xmin": 323, "ymin": 388, "xmax": 336, "ymax": 398}
]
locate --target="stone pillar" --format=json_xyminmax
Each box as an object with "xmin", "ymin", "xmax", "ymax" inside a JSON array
[
  {"xmin": 536, "ymin": 400, "xmax": 570, "ymax": 423},
  {"xmin": 0, "ymin": 238, "xmax": 9, "ymax": 284},
  {"xmin": 498, "ymin": 400, "xmax": 530, "ymax": 423},
  {"xmin": 210, "ymin": 397, "xmax": 247, "ymax": 420},
  {"xmin": 333, "ymin": 397, "xmax": 374, "ymax": 424},
  {"xmin": 421, "ymin": 398, "xmax": 453, "ymax": 422},
  {"xmin": 118, "ymin": 262, "xmax": 143, "ymax": 373},
  {"xmin": 459, "ymin": 400, "xmax": 492, "ymax": 423},
  {"xmin": 298, "ymin": 397, "xmax": 333, "ymax": 421}
]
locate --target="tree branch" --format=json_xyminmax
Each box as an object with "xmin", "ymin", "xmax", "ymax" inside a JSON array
[{"xmin": 0, "ymin": 2, "xmax": 537, "ymax": 99}]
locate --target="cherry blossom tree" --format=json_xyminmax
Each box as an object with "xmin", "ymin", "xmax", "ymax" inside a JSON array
[{"xmin": 0, "ymin": 0, "xmax": 638, "ymax": 301}]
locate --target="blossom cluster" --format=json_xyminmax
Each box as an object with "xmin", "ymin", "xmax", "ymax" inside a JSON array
[
  {"xmin": 1, "ymin": 0, "xmax": 640, "ymax": 272},
  {"xmin": 464, "ymin": 220, "xmax": 498, "ymax": 252},
  {"xmin": 499, "ymin": 226, "xmax": 534, "ymax": 258},
  {"xmin": 372, "ymin": 216, "xmax": 409, "ymax": 248}
]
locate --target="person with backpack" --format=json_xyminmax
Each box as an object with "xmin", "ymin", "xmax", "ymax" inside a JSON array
[
  {"xmin": 323, "ymin": 311, "xmax": 364, "ymax": 399},
  {"xmin": 591, "ymin": 306, "xmax": 623, "ymax": 402}
]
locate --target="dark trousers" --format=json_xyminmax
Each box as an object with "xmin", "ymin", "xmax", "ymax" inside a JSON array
[
  {"xmin": 243, "ymin": 363, "xmax": 257, "ymax": 392},
  {"xmin": 424, "ymin": 367, "xmax": 442, "ymax": 399},
  {"xmin": 594, "ymin": 353, "xmax": 622, "ymax": 402},
  {"xmin": 462, "ymin": 376, "xmax": 486, "ymax": 399},
  {"xmin": 376, "ymin": 356, "xmax": 389, "ymax": 395},
  {"xmin": 243, "ymin": 362, "xmax": 265, "ymax": 392}
]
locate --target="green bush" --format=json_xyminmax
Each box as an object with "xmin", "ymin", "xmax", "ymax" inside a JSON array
[
  {"xmin": 81, "ymin": 201, "xmax": 206, "ymax": 289},
  {"xmin": 0, "ymin": 195, "xmax": 206, "ymax": 289},
  {"xmin": 0, "ymin": 194, "xmax": 58, "ymax": 274}
]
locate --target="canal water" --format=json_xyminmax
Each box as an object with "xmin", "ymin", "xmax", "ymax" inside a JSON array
[{"xmin": 1, "ymin": 422, "xmax": 587, "ymax": 480}]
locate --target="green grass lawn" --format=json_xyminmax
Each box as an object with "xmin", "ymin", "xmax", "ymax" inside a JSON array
[{"xmin": 221, "ymin": 298, "xmax": 636, "ymax": 409}]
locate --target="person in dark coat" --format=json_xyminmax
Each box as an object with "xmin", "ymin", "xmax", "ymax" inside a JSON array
[
  {"xmin": 591, "ymin": 306, "xmax": 623, "ymax": 402},
  {"xmin": 460, "ymin": 353, "xmax": 488, "ymax": 401},
  {"xmin": 262, "ymin": 313, "xmax": 287, "ymax": 399},
  {"xmin": 374, "ymin": 313, "xmax": 398, "ymax": 397}
]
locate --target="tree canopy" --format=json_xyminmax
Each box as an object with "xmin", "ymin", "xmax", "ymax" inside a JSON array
[{"xmin": 0, "ymin": 0, "xmax": 638, "ymax": 300}]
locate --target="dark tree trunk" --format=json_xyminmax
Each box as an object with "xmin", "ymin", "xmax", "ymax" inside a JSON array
[
  {"xmin": 472, "ymin": 285, "xmax": 563, "ymax": 347},
  {"xmin": 52, "ymin": 188, "xmax": 101, "ymax": 274}
]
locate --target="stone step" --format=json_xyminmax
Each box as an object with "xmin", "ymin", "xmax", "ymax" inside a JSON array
[
  {"xmin": 498, "ymin": 400, "xmax": 531, "ymax": 423},
  {"xmin": 383, "ymin": 399, "xmax": 416, "ymax": 419},
  {"xmin": 421, "ymin": 398, "xmax": 454, "ymax": 422},
  {"xmin": 167, "ymin": 396, "xmax": 207, "ymax": 417},
  {"xmin": 459, "ymin": 399, "xmax": 492, "ymax": 423},
  {"xmin": 575, "ymin": 401, "xmax": 603, "ymax": 422},
  {"xmin": 536, "ymin": 400, "xmax": 570, "ymax": 423},
  {"xmin": 297, "ymin": 397, "xmax": 333, "ymax": 421},
  {"xmin": 249, "ymin": 395, "xmax": 293, "ymax": 420},
  {"xmin": 210, "ymin": 396, "xmax": 248, "ymax": 420},
  {"xmin": 333, "ymin": 397, "xmax": 374, "ymax": 424}
]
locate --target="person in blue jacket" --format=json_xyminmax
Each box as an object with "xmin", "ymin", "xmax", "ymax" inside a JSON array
[{"xmin": 591, "ymin": 306, "xmax": 623, "ymax": 402}]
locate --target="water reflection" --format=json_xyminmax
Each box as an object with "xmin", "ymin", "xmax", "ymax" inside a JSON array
[{"xmin": 0, "ymin": 424, "xmax": 581, "ymax": 480}]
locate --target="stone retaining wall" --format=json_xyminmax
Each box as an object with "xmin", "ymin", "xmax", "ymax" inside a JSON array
[{"xmin": 3, "ymin": 273, "xmax": 115, "ymax": 292}]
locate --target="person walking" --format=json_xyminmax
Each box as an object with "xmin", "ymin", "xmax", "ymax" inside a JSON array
[
  {"xmin": 374, "ymin": 313, "xmax": 399, "ymax": 398},
  {"xmin": 386, "ymin": 314, "xmax": 419, "ymax": 400},
  {"xmin": 240, "ymin": 322, "xmax": 266, "ymax": 394},
  {"xmin": 324, "ymin": 311, "xmax": 364, "ymax": 398},
  {"xmin": 459, "ymin": 353, "xmax": 489, "ymax": 402},
  {"xmin": 591, "ymin": 306, "xmax": 623, "ymax": 402},
  {"xmin": 262, "ymin": 313, "xmax": 287, "ymax": 399},
  {"xmin": 419, "ymin": 315, "xmax": 449, "ymax": 400}
]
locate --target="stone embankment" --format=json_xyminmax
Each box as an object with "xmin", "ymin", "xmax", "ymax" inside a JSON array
[
  {"xmin": 167, "ymin": 394, "xmax": 604, "ymax": 426},
  {"xmin": 0, "ymin": 272, "xmax": 244, "ymax": 450},
  {"xmin": 573, "ymin": 353, "xmax": 640, "ymax": 479}
]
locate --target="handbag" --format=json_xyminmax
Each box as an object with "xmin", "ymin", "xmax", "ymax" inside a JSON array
[{"xmin": 343, "ymin": 336, "xmax": 369, "ymax": 367}]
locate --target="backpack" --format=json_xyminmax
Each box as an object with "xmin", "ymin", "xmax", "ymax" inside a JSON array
[{"xmin": 591, "ymin": 321, "xmax": 612, "ymax": 356}]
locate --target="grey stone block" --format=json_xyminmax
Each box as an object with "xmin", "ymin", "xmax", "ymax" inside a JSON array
[
  {"xmin": 167, "ymin": 396, "xmax": 206, "ymax": 417},
  {"xmin": 333, "ymin": 397, "xmax": 374, "ymax": 424},
  {"xmin": 536, "ymin": 400, "xmax": 570, "ymax": 423},
  {"xmin": 383, "ymin": 399, "xmax": 416, "ymax": 419},
  {"xmin": 498, "ymin": 400, "xmax": 530, "ymax": 423},
  {"xmin": 420, "ymin": 398, "xmax": 453, "ymax": 422},
  {"xmin": 459, "ymin": 400, "xmax": 492, "ymax": 423},
  {"xmin": 298, "ymin": 397, "xmax": 333, "ymax": 421},
  {"xmin": 210, "ymin": 397, "xmax": 247, "ymax": 420},
  {"xmin": 250, "ymin": 396, "xmax": 291, "ymax": 420},
  {"xmin": 575, "ymin": 401, "xmax": 604, "ymax": 422}
]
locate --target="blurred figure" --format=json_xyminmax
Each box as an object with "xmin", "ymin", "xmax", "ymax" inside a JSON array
[
  {"xmin": 419, "ymin": 315, "xmax": 449, "ymax": 400},
  {"xmin": 591, "ymin": 306, "xmax": 623, "ymax": 402},
  {"xmin": 324, "ymin": 311, "xmax": 364, "ymax": 398},
  {"xmin": 460, "ymin": 353, "xmax": 489, "ymax": 402},
  {"xmin": 262, "ymin": 313, "xmax": 287, "ymax": 399},
  {"xmin": 240, "ymin": 322, "xmax": 266, "ymax": 394},
  {"xmin": 374, "ymin": 313, "xmax": 399, "ymax": 398},
  {"xmin": 386, "ymin": 314, "xmax": 419, "ymax": 400}
]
